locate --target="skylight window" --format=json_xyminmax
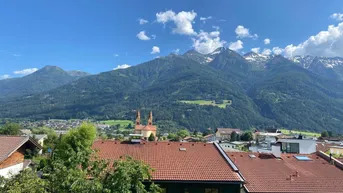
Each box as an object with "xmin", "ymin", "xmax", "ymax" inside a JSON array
[
  {"xmin": 294, "ymin": 155, "xmax": 312, "ymax": 161},
  {"xmin": 249, "ymin": 154, "xmax": 256, "ymax": 158}
]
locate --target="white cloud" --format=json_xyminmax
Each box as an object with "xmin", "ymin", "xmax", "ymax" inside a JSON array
[
  {"xmin": 151, "ymin": 34, "xmax": 156, "ymax": 39},
  {"xmin": 136, "ymin": 31, "xmax": 151, "ymax": 40},
  {"xmin": 173, "ymin": 48, "xmax": 180, "ymax": 54},
  {"xmin": 235, "ymin": 25, "xmax": 258, "ymax": 39},
  {"xmin": 212, "ymin": 26, "xmax": 220, "ymax": 31},
  {"xmin": 229, "ymin": 40, "xmax": 243, "ymax": 51},
  {"xmin": 192, "ymin": 30, "xmax": 226, "ymax": 54},
  {"xmin": 272, "ymin": 47, "xmax": 284, "ymax": 55},
  {"xmin": 0, "ymin": 74, "xmax": 10, "ymax": 80},
  {"xmin": 330, "ymin": 13, "xmax": 343, "ymax": 21},
  {"xmin": 138, "ymin": 18, "xmax": 148, "ymax": 25},
  {"xmin": 113, "ymin": 54, "xmax": 119, "ymax": 57},
  {"xmin": 284, "ymin": 22, "xmax": 343, "ymax": 57},
  {"xmin": 264, "ymin": 38, "xmax": 271, "ymax": 45},
  {"xmin": 156, "ymin": 10, "xmax": 197, "ymax": 35},
  {"xmin": 13, "ymin": 68, "xmax": 38, "ymax": 75},
  {"xmin": 262, "ymin": 48, "xmax": 272, "ymax": 56},
  {"xmin": 151, "ymin": 46, "xmax": 160, "ymax": 54},
  {"xmin": 251, "ymin": 47, "xmax": 260, "ymax": 53},
  {"xmin": 200, "ymin": 16, "xmax": 212, "ymax": 23},
  {"xmin": 113, "ymin": 64, "xmax": 131, "ymax": 70}
]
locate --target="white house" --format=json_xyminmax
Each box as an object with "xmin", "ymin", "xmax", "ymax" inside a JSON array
[{"xmin": 277, "ymin": 138, "xmax": 316, "ymax": 154}]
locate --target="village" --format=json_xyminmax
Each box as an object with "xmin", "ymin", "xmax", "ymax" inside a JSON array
[{"xmin": 0, "ymin": 111, "xmax": 343, "ymax": 193}]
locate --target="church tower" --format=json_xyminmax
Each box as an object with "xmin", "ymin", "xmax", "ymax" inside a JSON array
[
  {"xmin": 148, "ymin": 111, "xmax": 153, "ymax": 125},
  {"xmin": 136, "ymin": 110, "xmax": 141, "ymax": 125}
]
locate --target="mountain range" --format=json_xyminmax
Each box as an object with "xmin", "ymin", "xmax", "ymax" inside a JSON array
[{"xmin": 1, "ymin": 48, "xmax": 343, "ymax": 134}]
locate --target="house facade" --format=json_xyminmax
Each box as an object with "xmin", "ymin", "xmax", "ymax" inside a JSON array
[
  {"xmin": 93, "ymin": 141, "xmax": 244, "ymax": 193},
  {"xmin": 277, "ymin": 138, "xmax": 316, "ymax": 154},
  {"xmin": 0, "ymin": 136, "xmax": 42, "ymax": 178},
  {"xmin": 215, "ymin": 128, "xmax": 241, "ymax": 141}
]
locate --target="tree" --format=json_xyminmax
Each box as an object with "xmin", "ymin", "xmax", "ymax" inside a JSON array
[
  {"xmin": 102, "ymin": 156, "xmax": 161, "ymax": 193},
  {"xmin": 230, "ymin": 131, "xmax": 238, "ymax": 142},
  {"xmin": 321, "ymin": 131, "xmax": 329, "ymax": 138},
  {"xmin": 127, "ymin": 123, "xmax": 133, "ymax": 129},
  {"xmin": 1, "ymin": 169, "xmax": 47, "ymax": 193},
  {"xmin": 148, "ymin": 133, "xmax": 155, "ymax": 141},
  {"xmin": 240, "ymin": 132, "xmax": 253, "ymax": 141},
  {"xmin": 193, "ymin": 130, "xmax": 198, "ymax": 136},
  {"xmin": 115, "ymin": 124, "xmax": 121, "ymax": 130},
  {"xmin": 167, "ymin": 133, "xmax": 179, "ymax": 141},
  {"xmin": 177, "ymin": 129, "xmax": 190, "ymax": 139},
  {"xmin": 328, "ymin": 131, "xmax": 333, "ymax": 137},
  {"xmin": 0, "ymin": 122, "xmax": 21, "ymax": 135}
]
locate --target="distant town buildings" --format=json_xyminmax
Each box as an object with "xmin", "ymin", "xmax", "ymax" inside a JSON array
[{"xmin": 215, "ymin": 128, "xmax": 241, "ymax": 141}]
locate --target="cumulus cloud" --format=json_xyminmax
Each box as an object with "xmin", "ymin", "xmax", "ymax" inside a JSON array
[
  {"xmin": 113, "ymin": 64, "xmax": 131, "ymax": 70},
  {"xmin": 136, "ymin": 31, "xmax": 151, "ymax": 40},
  {"xmin": 272, "ymin": 47, "xmax": 284, "ymax": 55},
  {"xmin": 192, "ymin": 30, "xmax": 226, "ymax": 54},
  {"xmin": 156, "ymin": 10, "xmax": 197, "ymax": 35},
  {"xmin": 235, "ymin": 25, "xmax": 258, "ymax": 39},
  {"xmin": 113, "ymin": 54, "xmax": 119, "ymax": 57},
  {"xmin": 330, "ymin": 13, "xmax": 343, "ymax": 21},
  {"xmin": 251, "ymin": 47, "xmax": 260, "ymax": 53},
  {"xmin": 138, "ymin": 18, "xmax": 148, "ymax": 25},
  {"xmin": 200, "ymin": 16, "xmax": 212, "ymax": 23},
  {"xmin": 13, "ymin": 68, "xmax": 38, "ymax": 75},
  {"xmin": 151, "ymin": 34, "xmax": 156, "ymax": 39},
  {"xmin": 229, "ymin": 40, "xmax": 243, "ymax": 51},
  {"xmin": 0, "ymin": 74, "xmax": 10, "ymax": 80},
  {"xmin": 151, "ymin": 46, "xmax": 160, "ymax": 54},
  {"xmin": 284, "ymin": 22, "xmax": 343, "ymax": 57},
  {"xmin": 262, "ymin": 48, "xmax": 272, "ymax": 56},
  {"xmin": 264, "ymin": 38, "xmax": 271, "ymax": 45}
]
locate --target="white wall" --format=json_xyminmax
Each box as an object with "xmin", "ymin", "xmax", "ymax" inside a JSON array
[
  {"xmin": 278, "ymin": 139, "xmax": 316, "ymax": 154},
  {"xmin": 0, "ymin": 163, "xmax": 24, "ymax": 178}
]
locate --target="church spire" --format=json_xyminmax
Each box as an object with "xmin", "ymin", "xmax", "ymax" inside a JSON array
[
  {"xmin": 136, "ymin": 110, "xmax": 141, "ymax": 125},
  {"xmin": 148, "ymin": 111, "xmax": 153, "ymax": 125}
]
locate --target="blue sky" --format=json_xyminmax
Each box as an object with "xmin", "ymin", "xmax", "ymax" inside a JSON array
[{"xmin": 1, "ymin": 0, "xmax": 343, "ymax": 78}]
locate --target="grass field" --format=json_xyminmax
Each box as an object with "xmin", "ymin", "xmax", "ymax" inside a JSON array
[
  {"xmin": 179, "ymin": 100, "xmax": 232, "ymax": 109},
  {"xmin": 100, "ymin": 120, "xmax": 134, "ymax": 130},
  {"xmin": 280, "ymin": 129, "xmax": 321, "ymax": 137}
]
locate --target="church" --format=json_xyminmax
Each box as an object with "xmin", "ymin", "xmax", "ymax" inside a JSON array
[{"xmin": 134, "ymin": 111, "xmax": 157, "ymax": 139}]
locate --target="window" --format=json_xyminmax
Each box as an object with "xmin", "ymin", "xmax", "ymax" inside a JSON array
[
  {"xmin": 282, "ymin": 142, "xmax": 299, "ymax": 153},
  {"xmin": 205, "ymin": 188, "xmax": 219, "ymax": 193}
]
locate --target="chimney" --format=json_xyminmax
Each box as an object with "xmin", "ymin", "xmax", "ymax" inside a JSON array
[
  {"xmin": 271, "ymin": 143, "xmax": 281, "ymax": 158},
  {"xmin": 136, "ymin": 110, "xmax": 141, "ymax": 125}
]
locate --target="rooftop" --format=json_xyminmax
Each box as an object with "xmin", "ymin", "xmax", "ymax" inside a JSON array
[
  {"xmin": 226, "ymin": 152, "xmax": 343, "ymax": 193},
  {"xmin": 0, "ymin": 136, "xmax": 41, "ymax": 163},
  {"xmin": 216, "ymin": 128, "xmax": 241, "ymax": 134},
  {"xmin": 92, "ymin": 141, "xmax": 243, "ymax": 182}
]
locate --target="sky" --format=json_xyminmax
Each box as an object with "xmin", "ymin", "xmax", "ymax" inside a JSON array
[{"xmin": 1, "ymin": 0, "xmax": 343, "ymax": 79}]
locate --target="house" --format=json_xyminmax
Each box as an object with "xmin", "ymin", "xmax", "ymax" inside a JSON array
[
  {"xmin": 277, "ymin": 138, "xmax": 316, "ymax": 154},
  {"xmin": 134, "ymin": 111, "xmax": 157, "ymax": 139},
  {"xmin": 203, "ymin": 134, "xmax": 216, "ymax": 142},
  {"xmin": 219, "ymin": 142, "xmax": 242, "ymax": 152},
  {"xmin": 93, "ymin": 141, "xmax": 244, "ymax": 193},
  {"xmin": 215, "ymin": 128, "xmax": 241, "ymax": 141},
  {"xmin": 0, "ymin": 136, "xmax": 42, "ymax": 178},
  {"xmin": 226, "ymin": 151, "xmax": 343, "ymax": 193},
  {"xmin": 329, "ymin": 146, "xmax": 343, "ymax": 155}
]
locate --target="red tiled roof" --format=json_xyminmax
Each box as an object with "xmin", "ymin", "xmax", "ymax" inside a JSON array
[
  {"xmin": 135, "ymin": 125, "xmax": 156, "ymax": 131},
  {"xmin": 227, "ymin": 152, "xmax": 343, "ymax": 193},
  {"xmin": 93, "ymin": 141, "xmax": 242, "ymax": 182},
  {"xmin": 216, "ymin": 128, "xmax": 241, "ymax": 134},
  {"xmin": 0, "ymin": 136, "xmax": 29, "ymax": 163}
]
